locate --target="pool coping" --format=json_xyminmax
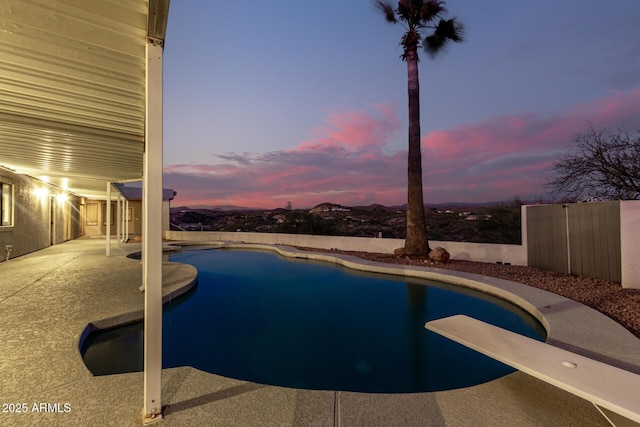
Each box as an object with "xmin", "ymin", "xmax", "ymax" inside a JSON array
[{"xmin": 78, "ymin": 259, "xmax": 198, "ymax": 353}]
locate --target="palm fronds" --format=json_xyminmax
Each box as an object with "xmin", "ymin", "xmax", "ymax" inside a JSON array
[
  {"xmin": 375, "ymin": 1, "xmax": 464, "ymax": 61},
  {"xmin": 376, "ymin": 1, "xmax": 397, "ymax": 23},
  {"xmin": 423, "ymin": 17, "xmax": 465, "ymax": 58},
  {"xmin": 420, "ymin": 0, "xmax": 445, "ymax": 23}
]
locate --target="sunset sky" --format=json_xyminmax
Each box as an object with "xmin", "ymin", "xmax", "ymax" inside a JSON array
[{"xmin": 161, "ymin": 1, "xmax": 640, "ymax": 209}]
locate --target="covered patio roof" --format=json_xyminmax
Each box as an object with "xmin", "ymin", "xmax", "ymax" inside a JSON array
[
  {"xmin": 1, "ymin": 0, "xmax": 171, "ymax": 422},
  {"xmin": 0, "ymin": 0, "xmax": 169, "ymax": 199}
]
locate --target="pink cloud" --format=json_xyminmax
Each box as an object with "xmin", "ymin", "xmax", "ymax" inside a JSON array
[
  {"xmin": 165, "ymin": 103, "xmax": 407, "ymax": 208},
  {"xmin": 419, "ymin": 87, "xmax": 640, "ymax": 202},
  {"xmin": 567, "ymin": 88, "xmax": 640, "ymax": 125},
  {"xmin": 165, "ymin": 89, "xmax": 640, "ymax": 208},
  {"xmin": 293, "ymin": 104, "xmax": 400, "ymax": 153}
]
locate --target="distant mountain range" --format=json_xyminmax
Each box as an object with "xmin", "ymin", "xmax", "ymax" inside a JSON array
[
  {"xmin": 174, "ymin": 205, "xmax": 256, "ymax": 212},
  {"xmin": 170, "ymin": 200, "xmax": 531, "ymax": 214}
]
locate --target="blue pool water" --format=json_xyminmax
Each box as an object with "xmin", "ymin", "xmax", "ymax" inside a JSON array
[{"xmin": 81, "ymin": 248, "xmax": 545, "ymax": 392}]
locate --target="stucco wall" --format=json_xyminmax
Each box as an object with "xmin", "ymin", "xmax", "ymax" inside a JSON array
[
  {"xmin": 0, "ymin": 171, "xmax": 48, "ymax": 259},
  {"xmin": 164, "ymin": 230, "xmax": 528, "ymax": 265},
  {"xmin": 0, "ymin": 170, "xmax": 82, "ymax": 260},
  {"xmin": 163, "ymin": 200, "xmax": 171, "ymax": 232},
  {"xmin": 620, "ymin": 200, "xmax": 640, "ymax": 289},
  {"xmin": 428, "ymin": 240, "xmax": 527, "ymax": 265},
  {"xmin": 130, "ymin": 200, "xmax": 143, "ymax": 235}
]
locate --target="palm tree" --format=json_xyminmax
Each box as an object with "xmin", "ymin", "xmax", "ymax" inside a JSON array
[{"xmin": 376, "ymin": 0, "xmax": 464, "ymax": 256}]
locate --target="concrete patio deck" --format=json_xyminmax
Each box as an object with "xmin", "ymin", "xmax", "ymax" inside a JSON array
[{"xmin": 1, "ymin": 238, "xmax": 639, "ymax": 426}]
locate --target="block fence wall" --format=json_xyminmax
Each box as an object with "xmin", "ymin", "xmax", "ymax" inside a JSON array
[
  {"xmin": 621, "ymin": 201, "xmax": 640, "ymax": 289},
  {"xmin": 165, "ymin": 228, "xmax": 529, "ymax": 266}
]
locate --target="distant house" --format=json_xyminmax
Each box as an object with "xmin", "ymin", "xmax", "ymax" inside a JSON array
[{"xmin": 309, "ymin": 203, "xmax": 350, "ymax": 214}]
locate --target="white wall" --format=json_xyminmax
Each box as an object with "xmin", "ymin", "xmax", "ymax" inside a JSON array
[
  {"xmin": 162, "ymin": 200, "xmax": 170, "ymax": 231},
  {"xmin": 521, "ymin": 204, "xmax": 529, "ymax": 258},
  {"xmin": 429, "ymin": 240, "xmax": 527, "ymax": 265},
  {"xmin": 164, "ymin": 230, "xmax": 527, "ymax": 265},
  {"xmin": 620, "ymin": 200, "xmax": 640, "ymax": 289}
]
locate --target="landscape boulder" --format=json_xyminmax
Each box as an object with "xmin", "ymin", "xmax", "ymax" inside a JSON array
[
  {"xmin": 393, "ymin": 247, "xmax": 407, "ymax": 257},
  {"xmin": 428, "ymin": 247, "xmax": 450, "ymax": 263}
]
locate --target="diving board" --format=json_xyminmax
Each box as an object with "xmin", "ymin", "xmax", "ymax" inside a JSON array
[{"xmin": 425, "ymin": 315, "xmax": 640, "ymax": 426}]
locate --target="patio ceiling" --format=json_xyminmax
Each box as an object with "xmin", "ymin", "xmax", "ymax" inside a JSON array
[{"xmin": 0, "ymin": 0, "xmax": 169, "ymax": 199}]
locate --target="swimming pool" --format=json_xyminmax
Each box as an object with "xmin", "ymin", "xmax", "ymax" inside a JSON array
[{"xmin": 81, "ymin": 248, "xmax": 545, "ymax": 392}]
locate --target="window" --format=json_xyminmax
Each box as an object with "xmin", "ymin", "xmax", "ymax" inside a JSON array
[{"xmin": 0, "ymin": 182, "xmax": 12, "ymax": 226}]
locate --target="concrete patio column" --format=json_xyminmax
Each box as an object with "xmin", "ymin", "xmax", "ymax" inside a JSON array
[
  {"xmin": 116, "ymin": 191, "xmax": 121, "ymax": 247},
  {"xmin": 106, "ymin": 182, "xmax": 111, "ymax": 257},
  {"xmin": 125, "ymin": 198, "xmax": 130, "ymax": 243},
  {"xmin": 142, "ymin": 35, "xmax": 164, "ymax": 423}
]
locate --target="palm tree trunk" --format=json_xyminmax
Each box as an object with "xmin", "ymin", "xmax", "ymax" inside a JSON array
[{"xmin": 404, "ymin": 48, "xmax": 429, "ymax": 256}]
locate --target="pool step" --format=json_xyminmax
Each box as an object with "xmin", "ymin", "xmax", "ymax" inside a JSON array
[{"xmin": 425, "ymin": 315, "xmax": 640, "ymax": 427}]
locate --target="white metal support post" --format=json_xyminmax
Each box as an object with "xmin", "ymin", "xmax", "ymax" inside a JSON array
[
  {"xmin": 116, "ymin": 192, "xmax": 121, "ymax": 246},
  {"xmin": 120, "ymin": 196, "xmax": 125, "ymax": 243},
  {"xmin": 125, "ymin": 199, "xmax": 130, "ymax": 243},
  {"xmin": 140, "ymin": 181, "xmax": 147, "ymax": 293},
  {"xmin": 123, "ymin": 197, "xmax": 126, "ymax": 243},
  {"xmin": 123, "ymin": 197, "xmax": 127, "ymax": 243},
  {"xmin": 143, "ymin": 36, "xmax": 164, "ymax": 423},
  {"xmin": 106, "ymin": 182, "xmax": 111, "ymax": 256}
]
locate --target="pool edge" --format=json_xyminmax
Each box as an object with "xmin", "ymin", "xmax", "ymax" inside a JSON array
[
  {"xmin": 171, "ymin": 241, "xmax": 640, "ymax": 373},
  {"xmin": 78, "ymin": 260, "xmax": 198, "ymax": 355}
]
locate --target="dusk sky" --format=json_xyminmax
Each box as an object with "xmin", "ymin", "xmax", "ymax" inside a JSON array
[{"xmin": 161, "ymin": 1, "xmax": 640, "ymax": 209}]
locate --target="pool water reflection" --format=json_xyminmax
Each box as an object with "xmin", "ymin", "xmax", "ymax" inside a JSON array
[{"xmin": 81, "ymin": 249, "xmax": 545, "ymax": 392}]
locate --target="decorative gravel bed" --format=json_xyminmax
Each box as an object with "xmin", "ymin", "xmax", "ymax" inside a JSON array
[{"xmin": 296, "ymin": 247, "xmax": 640, "ymax": 339}]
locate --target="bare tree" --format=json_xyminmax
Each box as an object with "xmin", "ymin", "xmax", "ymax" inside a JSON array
[{"xmin": 547, "ymin": 126, "xmax": 640, "ymax": 201}]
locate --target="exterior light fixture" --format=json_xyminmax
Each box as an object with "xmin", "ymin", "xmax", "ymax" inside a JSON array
[{"xmin": 33, "ymin": 188, "xmax": 49, "ymax": 199}]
